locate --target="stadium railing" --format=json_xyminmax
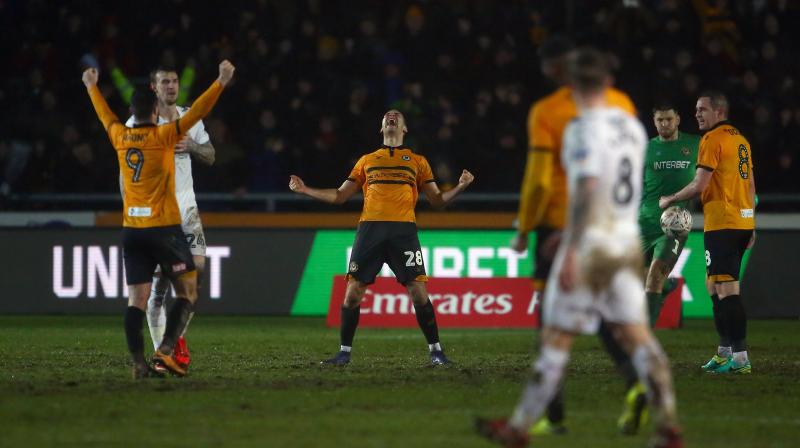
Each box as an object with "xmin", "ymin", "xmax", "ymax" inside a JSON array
[{"xmin": 4, "ymin": 192, "xmax": 799, "ymax": 213}]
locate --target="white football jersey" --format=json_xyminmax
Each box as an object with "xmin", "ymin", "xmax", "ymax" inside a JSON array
[
  {"xmin": 561, "ymin": 107, "xmax": 647, "ymax": 253},
  {"xmin": 125, "ymin": 107, "xmax": 209, "ymax": 214}
]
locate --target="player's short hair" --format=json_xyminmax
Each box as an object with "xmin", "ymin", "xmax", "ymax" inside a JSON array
[
  {"xmin": 699, "ymin": 90, "xmax": 729, "ymax": 115},
  {"xmin": 566, "ymin": 47, "xmax": 609, "ymax": 93},
  {"xmin": 538, "ymin": 35, "xmax": 575, "ymax": 62},
  {"xmin": 652, "ymin": 101, "xmax": 678, "ymax": 115},
  {"xmin": 149, "ymin": 66, "xmax": 179, "ymax": 84},
  {"xmin": 130, "ymin": 88, "xmax": 157, "ymax": 121}
]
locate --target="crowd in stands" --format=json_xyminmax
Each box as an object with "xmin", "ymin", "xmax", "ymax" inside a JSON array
[{"xmin": 2, "ymin": 0, "xmax": 799, "ymax": 209}]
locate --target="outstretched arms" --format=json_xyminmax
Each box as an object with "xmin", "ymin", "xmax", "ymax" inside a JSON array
[
  {"xmin": 421, "ymin": 169, "xmax": 475, "ymax": 208},
  {"xmin": 289, "ymin": 175, "xmax": 361, "ymax": 205}
]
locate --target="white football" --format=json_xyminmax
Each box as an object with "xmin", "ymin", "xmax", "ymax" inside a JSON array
[{"xmin": 660, "ymin": 206, "xmax": 692, "ymax": 237}]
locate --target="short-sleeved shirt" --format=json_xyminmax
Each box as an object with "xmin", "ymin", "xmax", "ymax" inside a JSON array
[
  {"xmin": 697, "ymin": 121, "xmax": 755, "ymax": 231},
  {"xmin": 125, "ymin": 107, "xmax": 210, "ymax": 212},
  {"xmin": 521, "ymin": 86, "xmax": 636, "ymax": 230},
  {"xmin": 348, "ymin": 146, "xmax": 434, "ymax": 223}
]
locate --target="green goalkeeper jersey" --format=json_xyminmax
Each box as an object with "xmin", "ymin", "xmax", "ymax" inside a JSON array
[{"xmin": 639, "ymin": 132, "xmax": 701, "ymax": 238}]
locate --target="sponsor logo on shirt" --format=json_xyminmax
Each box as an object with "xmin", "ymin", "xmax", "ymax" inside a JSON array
[
  {"xmin": 653, "ymin": 160, "xmax": 691, "ymax": 170},
  {"xmin": 740, "ymin": 209, "xmax": 754, "ymax": 218},
  {"xmin": 127, "ymin": 207, "xmax": 152, "ymax": 217}
]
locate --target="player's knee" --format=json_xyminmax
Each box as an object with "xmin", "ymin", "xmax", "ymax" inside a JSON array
[
  {"xmin": 343, "ymin": 281, "xmax": 367, "ymax": 308},
  {"xmin": 172, "ymin": 271, "xmax": 198, "ymax": 303},
  {"xmin": 127, "ymin": 285, "xmax": 150, "ymax": 309},
  {"xmin": 405, "ymin": 282, "xmax": 428, "ymax": 305},
  {"xmin": 343, "ymin": 294, "xmax": 363, "ymax": 308},
  {"xmin": 645, "ymin": 261, "xmax": 669, "ymax": 292},
  {"xmin": 193, "ymin": 256, "xmax": 206, "ymax": 275}
]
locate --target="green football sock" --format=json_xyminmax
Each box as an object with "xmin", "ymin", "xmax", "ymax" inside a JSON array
[{"xmin": 646, "ymin": 292, "xmax": 664, "ymax": 326}]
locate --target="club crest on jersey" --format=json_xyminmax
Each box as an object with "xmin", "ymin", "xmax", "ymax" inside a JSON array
[
  {"xmin": 349, "ymin": 262, "xmax": 358, "ymax": 272},
  {"xmin": 681, "ymin": 147, "xmax": 690, "ymax": 156},
  {"xmin": 402, "ymin": 155, "xmax": 411, "ymax": 161}
]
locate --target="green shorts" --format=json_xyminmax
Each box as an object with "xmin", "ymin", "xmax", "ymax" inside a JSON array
[{"xmin": 641, "ymin": 231, "xmax": 688, "ymax": 268}]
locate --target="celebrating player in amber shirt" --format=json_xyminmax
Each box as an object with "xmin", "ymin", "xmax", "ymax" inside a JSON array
[
  {"xmin": 83, "ymin": 60, "xmax": 234, "ymax": 379},
  {"xmin": 660, "ymin": 91, "xmax": 756, "ymax": 375},
  {"xmin": 289, "ymin": 109, "xmax": 474, "ymax": 366}
]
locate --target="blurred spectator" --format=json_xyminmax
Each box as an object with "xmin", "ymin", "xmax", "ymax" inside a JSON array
[{"xmin": 2, "ymin": 0, "xmax": 799, "ymax": 207}]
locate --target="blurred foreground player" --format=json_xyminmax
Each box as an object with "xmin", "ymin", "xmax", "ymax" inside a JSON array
[
  {"xmin": 82, "ymin": 61, "xmax": 235, "ymax": 378},
  {"xmin": 660, "ymin": 91, "xmax": 756, "ymax": 374},
  {"xmin": 511, "ymin": 36, "xmax": 638, "ymax": 436},
  {"xmin": 289, "ymin": 110, "xmax": 474, "ymax": 366},
  {"xmin": 477, "ymin": 48, "xmax": 682, "ymax": 448}
]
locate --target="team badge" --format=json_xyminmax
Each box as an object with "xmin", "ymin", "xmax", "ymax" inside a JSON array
[
  {"xmin": 681, "ymin": 147, "xmax": 690, "ymax": 156},
  {"xmin": 349, "ymin": 261, "xmax": 358, "ymax": 272},
  {"xmin": 402, "ymin": 155, "xmax": 411, "ymax": 161}
]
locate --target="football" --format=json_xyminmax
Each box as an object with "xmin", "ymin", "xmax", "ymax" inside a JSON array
[{"xmin": 660, "ymin": 206, "xmax": 693, "ymax": 237}]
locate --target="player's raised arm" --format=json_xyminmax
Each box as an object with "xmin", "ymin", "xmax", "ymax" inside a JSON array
[
  {"xmin": 289, "ymin": 175, "xmax": 360, "ymax": 205},
  {"xmin": 83, "ymin": 67, "xmax": 123, "ymax": 135},
  {"xmin": 422, "ymin": 170, "xmax": 474, "ymax": 209},
  {"xmin": 161, "ymin": 60, "xmax": 234, "ymax": 146}
]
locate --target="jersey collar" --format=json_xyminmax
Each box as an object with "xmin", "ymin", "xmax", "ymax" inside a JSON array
[
  {"xmin": 707, "ymin": 120, "xmax": 731, "ymax": 132},
  {"xmin": 383, "ymin": 145, "xmax": 410, "ymax": 157},
  {"xmin": 131, "ymin": 123, "xmax": 156, "ymax": 128}
]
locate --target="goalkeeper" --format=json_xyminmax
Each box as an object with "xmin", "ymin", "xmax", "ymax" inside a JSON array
[{"xmin": 639, "ymin": 103, "xmax": 700, "ymax": 326}]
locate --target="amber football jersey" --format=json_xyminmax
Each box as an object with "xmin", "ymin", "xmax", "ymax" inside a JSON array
[
  {"xmin": 697, "ymin": 121, "xmax": 755, "ymax": 231},
  {"xmin": 519, "ymin": 86, "xmax": 636, "ymax": 231},
  {"xmin": 348, "ymin": 147, "xmax": 434, "ymax": 223},
  {"xmin": 87, "ymin": 82, "xmax": 223, "ymax": 228}
]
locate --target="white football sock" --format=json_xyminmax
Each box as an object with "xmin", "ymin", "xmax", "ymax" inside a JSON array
[
  {"xmin": 508, "ymin": 345, "xmax": 569, "ymax": 431},
  {"xmin": 733, "ymin": 350, "xmax": 748, "ymax": 365},
  {"xmin": 146, "ymin": 277, "xmax": 169, "ymax": 350},
  {"xmin": 632, "ymin": 340, "xmax": 678, "ymax": 428},
  {"xmin": 340, "ymin": 345, "xmax": 352, "ymax": 353},
  {"xmin": 180, "ymin": 312, "xmax": 194, "ymax": 337},
  {"xmin": 429, "ymin": 342, "xmax": 442, "ymax": 352},
  {"xmin": 717, "ymin": 346, "xmax": 732, "ymax": 358}
]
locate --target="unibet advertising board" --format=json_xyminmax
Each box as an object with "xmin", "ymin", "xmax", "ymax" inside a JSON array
[{"xmin": 291, "ymin": 230, "xmax": 746, "ymax": 318}]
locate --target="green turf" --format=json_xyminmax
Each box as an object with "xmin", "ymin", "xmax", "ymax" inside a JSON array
[{"xmin": 1, "ymin": 317, "xmax": 798, "ymax": 448}]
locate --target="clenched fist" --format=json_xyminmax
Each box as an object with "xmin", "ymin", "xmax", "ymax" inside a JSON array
[
  {"xmin": 289, "ymin": 175, "xmax": 306, "ymax": 193},
  {"xmin": 458, "ymin": 169, "xmax": 475, "ymax": 187},
  {"xmin": 217, "ymin": 60, "xmax": 236, "ymax": 87}
]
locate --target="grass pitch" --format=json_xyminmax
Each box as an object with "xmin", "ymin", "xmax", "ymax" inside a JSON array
[{"xmin": 1, "ymin": 316, "xmax": 798, "ymax": 448}]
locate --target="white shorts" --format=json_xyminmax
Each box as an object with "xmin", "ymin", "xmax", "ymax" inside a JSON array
[
  {"xmin": 543, "ymin": 248, "xmax": 646, "ymax": 335},
  {"xmin": 181, "ymin": 205, "xmax": 206, "ymax": 257}
]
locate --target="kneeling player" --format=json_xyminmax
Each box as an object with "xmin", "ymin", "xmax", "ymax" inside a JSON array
[{"xmin": 289, "ymin": 110, "xmax": 474, "ymax": 366}]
